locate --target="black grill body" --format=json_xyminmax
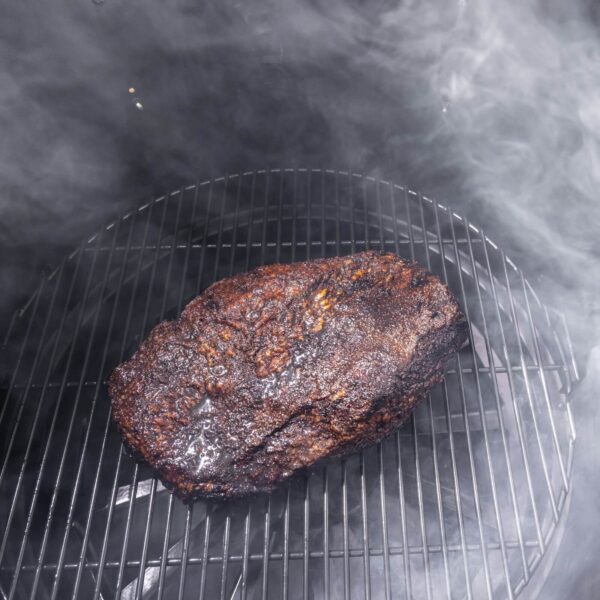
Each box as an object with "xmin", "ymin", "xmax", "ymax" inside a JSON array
[{"xmin": 0, "ymin": 169, "xmax": 577, "ymax": 599}]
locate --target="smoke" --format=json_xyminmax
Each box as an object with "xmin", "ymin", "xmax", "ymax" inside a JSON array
[{"xmin": 0, "ymin": 0, "xmax": 599, "ymax": 596}]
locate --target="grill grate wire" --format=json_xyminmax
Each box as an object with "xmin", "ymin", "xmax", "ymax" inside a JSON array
[{"xmin": 0, "ymin": 169, "xmax": 577, "ymax": 599}]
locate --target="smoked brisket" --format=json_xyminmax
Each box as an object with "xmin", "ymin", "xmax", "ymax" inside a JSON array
[{"xmin": 109, "ymin": 251, "xmax": 468, "ymax": 500}]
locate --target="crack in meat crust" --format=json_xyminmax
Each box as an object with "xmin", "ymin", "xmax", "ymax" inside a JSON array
[{"xmin": 108, "ymin": 251, "xmax": 468, "ymax": 500}]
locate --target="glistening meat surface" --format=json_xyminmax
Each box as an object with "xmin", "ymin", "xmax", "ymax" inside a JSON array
[{"xmin": 109, "ymin": 251, "xmax": 468, "ymax": 500}]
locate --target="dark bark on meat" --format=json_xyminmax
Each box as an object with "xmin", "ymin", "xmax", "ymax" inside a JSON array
[{"xmin": 108, "ymin": 251, "xmax": 468, "ymax": 500}]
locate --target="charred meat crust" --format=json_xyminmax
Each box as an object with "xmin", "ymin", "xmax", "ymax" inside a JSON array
[{"xmin": 108, "ymin": 251, "xmax": 468, "ymax": 501}]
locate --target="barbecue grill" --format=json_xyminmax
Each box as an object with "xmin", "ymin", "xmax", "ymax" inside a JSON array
[{"xmin": 0, "ymin": 168, "xmax": 578, "ymax": 599}]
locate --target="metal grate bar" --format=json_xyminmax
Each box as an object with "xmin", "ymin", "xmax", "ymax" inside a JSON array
[
  {"xmin": 483, "ymin": 242, "xmax": 547, "ymax": 552},
  {"xmin": 92, "ymin": 197, "xmax": 157, "ymax": 599},
  {"xmin": 2, "ymin": 538, "xmax": 549, "ymax": 574},
  {"xmin": 340, "ymin": 461, "xmax": 351, "ymax": 600},
  {"xmin": 427, "ymin": 194, "xmax": 475, "ymax": 600},
  {"xmin": 227, "ymin": 175, "xmax": 243, "ymax": 290},
  {"xmin": 197, "ymin": 178, "xmax": 216, "ymax": 296},
  {"xmin": 0, "ymin": 275, "xmax": 54, "ymax": 467},
  {"xmin": 360, "ymin": 455, "xmax": 371, "ymax": 600},
  {"xmin": 377, "ymin": 444, "xmax": 392, "ymax": 600},
  {"xmin": 79, "ymin": 237, "xmax": 487, "ymax": 253},
  {"xmin": 1, "ymin": 305, "xmax": 19, "ymax": 351},
  {"xmin": 302, "ymin": 171, "xmax": 312, "ymax": 600},
  {"xmin": 259, "ymin": 174, "xmax": 283, "ymax": 600},
  {"xmin": 156, "ymin": 186, "xmax": 194, "ymax": 600},
  {"xmin": 375, "ymin": 179, "xmax": 386, "ymax": 253},
  {"xmin": 348, "ymin": 173, "xmax": 369, "ymax": 600},
  {"xmin": 176, "ymin": 185, "xmax": 216, "ymax": 599},
  {"xmin": 464, "ymin": 224, "xmax": 529, "ymax": 585},
  {"xmin": 240, "ymin": 502, "xmax": 252, "ymax": 599},
  {"xmin": 219, "ymin": 515, "xmax": 232, "ymax": 600},
  {"xmin": 198, "ymin": 507, "xmax": 212, "ymax": 600},
  {"xmin": 213, "ymin": 175, "xmax": 230, "ymax": 283},
  {"xmin": 228, "ymin": 176, "xmax": 257, "ymax": 600},
  {"xmin": 336, "ymin": 176, "xmax": 350, "ymax": 600},
  {"xmin": 375, "ymin": 180, "xmax": 392, "ymax": 600},
  {"xmin": 322, "ymin": 471, "xmax": 330, "ymax": 600},
  {"xmin": 543, "ymin": 307, "xmax": 574, "ymax": 394},
  {"xmin": 178, "ymin": 506, "xmax": 194, "ymax": 600},
  {"xmin": 290, "ymin": 170, "xmax": 298, "ymax": 265},
  {"xmin": 11, "ymin": 230, "xmax": 104, "ymax": 599},
  {"xmin": 179, "ymin": 185, "xmax": 200, "ymax": 314},
  {"xmin": 244, "ymin": 171, "xmax": 257, "ymax": 272},
  {"xmin": 0, "ymin": 276, "xmax": 47, "ymax": 432},
  {"xmin": 43, "ymin": 225, "xmax": 120, "ymax": 599},
  {"xmin": 501, "ymin": 255, "xmax": 559, "ymax": 525},
  {"xmin": 303, "ymin": 455, "xmax": 310, "ymax": 599},
  {"xmin": 353, "ymin": 178, "xmax": 372, "ymax": 600},
  {"xmin": 2, "ymin": 266, "xmax": 69, "ymax": 598},
  {"xmin": 282, "ymin": 486, "xmax": 291, "ymax": 600},
  {"xmin": 215, "ymin": 178, "xmax": 239, "ymax": 600},
  {"xmin": 362, "ymin": 177, "xmax": 370, "ymax": 251},
  {"xmin": 261, "ymin": 496, "xmax": 272, "ymax": 600},
  {"xmin": 445, "ymin": 207, "xmax": 506, "ymax": 598},
  {"xmin": 69, "ymin": 211, "xmax": 142, "ymax": 600},
  {"xmin": 558, "ymin": 312, "xmax": 579, "ymax": 382},
  {"xmin": 274, "ymin": 171, "xmax": 285, "ymax": 264},
  {"xmin": 288, "ymin": 170, "xmax": 302, "ymax": 600},
  {"xmin": 306, "ymin": 168, "xmax": 312, "ymax": 262},
  {"xmin": 391, "ymin": 183, "xmax": 412, "ymax": 600},
  {"xmin": 132, "ymin": 190, "xmax": 186, "ymax": 600},
  {"xmin": 319, "ymin": 174, "xmax": 331, "ymax": 600},
  {"xmin": 416, "ymin": 194, "xmax": 453, "ymax": 600},
  {"xmin": 520, "ymin": 277, "xmax": 568, "ymax": 488},
  {"xmin": 404, "ymin": 189, "xmax": 435, "ymax": 600},
  {"xmin": 156, "ymin": 493, "xmax": 175, "ymax": 600},
  {"xmin": 334, "ymin": 174, "xmax": 342, "ymax": 259},
  {"xmin": 148, "ymin": 191, "xmax": 185, "ymax": 598},
  {"xmin": 133, "ymin": 473, "xmax": 158, "ymax": 600},
  {"xmin": 114, "ymin": 192, "xmax": 173, "ymax": 597},
  {"xmin": 0, "ymin": 273, "xmax": 62, "ymax": 575}
]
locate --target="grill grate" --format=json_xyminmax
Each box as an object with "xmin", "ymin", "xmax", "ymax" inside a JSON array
[{"xmin": 0, "ymin": 169, "xmax": 577, "ymax": 599}]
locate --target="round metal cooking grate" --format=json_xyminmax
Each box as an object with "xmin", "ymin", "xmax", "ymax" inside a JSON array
[{"xmin": 0, "ymin": 169, "xmax": 578, "ymax": 600}]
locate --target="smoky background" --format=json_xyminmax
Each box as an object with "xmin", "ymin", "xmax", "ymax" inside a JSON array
[{"xmin": 0, "ymin": 0, "xmax": 598, "ymax": 598}]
